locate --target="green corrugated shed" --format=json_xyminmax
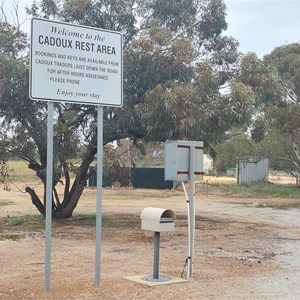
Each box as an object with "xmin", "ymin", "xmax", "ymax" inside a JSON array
[
  {"xmin": 131, "ymin": 168, "xmax": 173, "ymax": 189},
  {"xmin": 88, "ymin": 167, "xmax": 173, "ymax": 189}
]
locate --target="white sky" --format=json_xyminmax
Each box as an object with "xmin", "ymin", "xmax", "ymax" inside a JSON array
[
  {"xmin": 2, "ymin": 0, "xmax": 300, "ymax": 58},
  {"xmin": 224, "ymin": 0, "xmax": 300, "ymax": 57}
]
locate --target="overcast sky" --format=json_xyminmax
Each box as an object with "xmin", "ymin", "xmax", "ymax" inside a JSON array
[
  {"xmin": 2, "ymin": 0, "xmax": 300, "ymax": 58},
  {"xmin": 224, "ymin": 0, "xmax": 300, "ymax": 57}
]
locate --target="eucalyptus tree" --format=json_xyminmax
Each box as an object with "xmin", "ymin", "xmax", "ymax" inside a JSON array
[
  {"xmin": 226, "ymin": 43, "xmax": 300, "ymax": 185},
  {"xmin": 0, "ymin": 0, "xmax": 250, "ymax": 217},
  {"xmin": 262, "ymin": 43, "xmax": 300, "ymax": 184}
]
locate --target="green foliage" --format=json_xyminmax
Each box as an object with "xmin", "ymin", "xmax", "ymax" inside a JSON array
[
  {"xmin": 213, "ymin": 132, "xmax": 262, "ymax": 172},
  {"xmin": 238, "ymin": 52, "xmax": 282, "ymax": 107},
  {"xmin": 264, "ymin": 43, "xmax": 300, "ymax": 101},
  {"xmin": 260, "ymin": 43, "xmax": 300, "ymax": 182},
  {"xmin": 102, "ymin": 144, "xmax": 130, "ymax": 186},
  {"xmin": 227, "ymin": 43, "xmax": 300, "ymax": 184},
  {"xmin": 0, "ymin": 21, "xmax": 28, "ymax": 56},
  {"xmin": 0, "ymin": 161, "xmax": 11, "ymax": 188}
]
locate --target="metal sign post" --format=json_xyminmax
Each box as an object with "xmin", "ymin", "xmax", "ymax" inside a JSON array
[
  {"xmin": 95, "ymin": 106, "xmax": 104, "ymax": 288},
  {"xmin": 187, "ymin": 146, "xmax": 195, "ymax": 279},
  {"xmin": 45, "ymin": 101, "xmax": 54, "ymax": 293}
]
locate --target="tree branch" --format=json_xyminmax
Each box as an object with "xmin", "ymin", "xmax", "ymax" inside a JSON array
[{"xmin": 25, "ymin": 186, "xmax": 45, "ymax": 216}]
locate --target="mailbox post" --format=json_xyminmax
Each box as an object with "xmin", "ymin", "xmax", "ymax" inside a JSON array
[
  {"xmin": 153, "ymin": 231, "xmax": 160, "ymax": 280},
  {"xmin": 140, "ymin": 207, "xmax": 176, "ymax": 282}
]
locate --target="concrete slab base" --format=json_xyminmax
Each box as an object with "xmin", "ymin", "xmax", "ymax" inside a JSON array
[{"xmin": 124, "ymin": 274, "xmax": 189, "ymax": 286}]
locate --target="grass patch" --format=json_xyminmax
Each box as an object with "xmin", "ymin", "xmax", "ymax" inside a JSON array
[
  {"xmin": 25, "ymin": 223, "xmax": 44, "ymax": 230},
  {"xmin": 228, "ymin": 182, "xmax": 300, "ymax": 198},
  {"xmin": 0, "ymin": 233, "xmax": 23, "ymax": 241},
  {"xmin": 9, "ymin": 217, "xmax": 25, "ymax": 226},
  {"xmin": 103, "ymin": 213, "xmax": 140, "ymax": 228},
  {"xmin": 58, "ymin": 213, "xmax": 136, "ymax": 229},
  {"xmin": 73, "ymin": 213, "xmax": 107, "ymax": 224},
  {"xmin": 74, "ymin": 213, "xmax": 96, "ymax": 224},
  {"xmin": 256, "ymin": 203, "xmax": 300, "ymax": 210},
  {"xmin": 6, "ymin": 214, "xmax": 44, "ymax": 230},
  {"xmin": 0, "ymin": 199, "xmax": 14, "ymax": 206},
  {"xmin": 225, "ymin": 202, "xmax": 253, "ymax": 206},
  {"xmin": 75, "ymin": 213, "xmax": 97, "ymax": 221},
  {"xmin": 110, "ymin": 220, "xmax": 133, "ymax": 228},
  {"xmin": 104, "ymin": 189, "xmax": 174, "ymax": 200}
]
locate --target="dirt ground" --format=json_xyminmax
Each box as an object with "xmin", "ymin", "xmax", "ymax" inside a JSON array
[{"xmin": 1, "ymin": 178, "xmax": 300, "ymax": 299}]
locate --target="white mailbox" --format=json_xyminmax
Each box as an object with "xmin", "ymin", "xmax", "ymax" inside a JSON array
[
  {"xmin": 140, "ymin": 207, "xmax": 176, "ymax": 232},
  {"xmin": 164, "ymin": 140, "xmax": 204, "ymax": 181}
]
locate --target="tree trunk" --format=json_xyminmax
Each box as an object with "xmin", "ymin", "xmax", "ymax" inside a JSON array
[
  {"xmin": 55, "ymin": 182, "xmax": 86, "ymax": 218},
  {"xmin": 25, "ymin": 132, "xmax": 97, "ymax": 218},
  {"xmin": 25, "ymin": 186, "xmax": 45, "ymax": 216}
]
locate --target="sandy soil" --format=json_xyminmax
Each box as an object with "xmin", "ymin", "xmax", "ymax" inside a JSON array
[{"xmin": 1, "ymin": 180, "xmax": 300, "ymax": 299}]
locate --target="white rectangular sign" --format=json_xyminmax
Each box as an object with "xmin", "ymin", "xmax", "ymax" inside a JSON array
[
  {"xmin": 164, "ymin": 140, "xmax": 204, "ymax": 181},
  {"xmin": 30, "ymin": 18, "xmax": 123, "ymax": 106}
]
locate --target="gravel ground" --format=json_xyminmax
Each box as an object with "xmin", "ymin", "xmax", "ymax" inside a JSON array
[{"xmin": 1, "ymin": 182, "xmax": 300, "ymax": 299}]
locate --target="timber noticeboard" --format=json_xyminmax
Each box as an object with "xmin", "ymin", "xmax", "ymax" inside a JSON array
[{"xmin": 29, "ymin": 18, "xmax": 123, "ymax": 107}]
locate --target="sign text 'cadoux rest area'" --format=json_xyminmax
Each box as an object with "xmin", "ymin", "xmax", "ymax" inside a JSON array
[{"xmin": 30, "ymin": 18, "xmax": 123, "ymax": 106}]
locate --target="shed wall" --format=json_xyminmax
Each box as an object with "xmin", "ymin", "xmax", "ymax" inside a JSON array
[{"xmin": 237, "ymin": 157, "xmax": 269, "ymax": 184}]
